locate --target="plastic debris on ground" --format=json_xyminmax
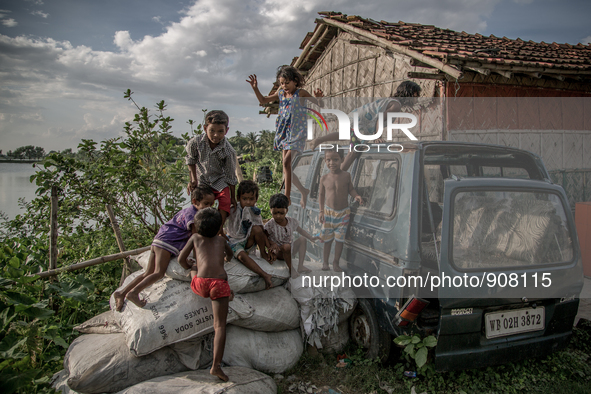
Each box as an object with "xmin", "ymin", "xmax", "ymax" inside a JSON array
[{"xmin": 290, "ymin": 271, "xmax": 356, "ymax": 349}]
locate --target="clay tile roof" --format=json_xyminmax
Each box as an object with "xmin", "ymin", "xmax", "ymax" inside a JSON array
[{"xmin": 296, "ymin": 12, "xmax": 591, "ymax": 75}]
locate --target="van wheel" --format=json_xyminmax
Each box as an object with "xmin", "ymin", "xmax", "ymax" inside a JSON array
[{"xmin": 349, "ymin": 298, "xmax": 391, "ymax": 362}]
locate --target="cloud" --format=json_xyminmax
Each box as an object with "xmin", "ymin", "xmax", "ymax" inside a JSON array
[
  {"xmin": 0, "ymin": 0, "xmax": 505, "ymax": 104},
  {"xmin": 582, "ymin": 35, "xmax": 591, "ymax": 45},
  {"xmin": 114, "ymin": 30, "xmax": 133, "ymax": 50},
  {"xmin": 2, "ymin": 18, "xmax": 17, "ymax": 27},
  {"xmin": 0, "ymin": 0, "xmax": 542, "ymax": 151},
  {"xmin": 32, "ymin": 10, "xmax": 49, "ymax": 18}
]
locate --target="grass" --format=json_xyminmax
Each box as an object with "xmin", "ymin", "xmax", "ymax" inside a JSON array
[{"xmin": 276, "ymin": 321, "xmax": 591, "ymax": 394}]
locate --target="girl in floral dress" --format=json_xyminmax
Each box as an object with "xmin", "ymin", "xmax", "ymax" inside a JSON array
[{"xmin": 247, "ymin": 65, "xmax": 322, "ymax": 207}]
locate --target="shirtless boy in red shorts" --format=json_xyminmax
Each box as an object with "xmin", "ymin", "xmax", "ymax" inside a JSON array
[{"xmin": 179, "ymin": 207, "xmax": 234, "ymax": 382}]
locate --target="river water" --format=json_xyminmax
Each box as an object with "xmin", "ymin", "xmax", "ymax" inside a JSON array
[
  {"xmin": 0, "ymin": 162, "xmax": 192, "ymax": 225},
  {"xmin": 0, "ymin": 162, "xmax": 40, "ymax": 220}
]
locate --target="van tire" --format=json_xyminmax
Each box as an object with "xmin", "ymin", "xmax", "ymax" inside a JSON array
[{"xmin": 349, "ymin": 299, "xmax": 391, "ymax": 362}]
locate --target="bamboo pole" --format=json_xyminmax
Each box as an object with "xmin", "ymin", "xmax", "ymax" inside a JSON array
[
  {"xmin": 106, "ymin": 204, "xmax": 132, "ymax": 286},
  {"xmin": 49, "ymin": 186, "xmax": 58, "ymax": 280},
  {"xmin": 293, "ymin": 24, "xmax": 328, "ymax": 70},
  {"xmin": 34, "ymin": 246, "xmax": 151, "ymax": 279}
]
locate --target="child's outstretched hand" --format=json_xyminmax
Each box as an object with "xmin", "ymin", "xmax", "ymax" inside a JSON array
[
  {"xmin": 354, "ymin": 195, "xmax": 364, "ymax": 205},
  {"xmin": 313, "ymin": 236, "xmax": 322, "ymax": 243},
  {"xmin": 313, "ymin": 88, "xmax": 323, "ymax": 98},
  {"xmin": 319, "ymin": 211, "xmax": 325, "ymax": 223},
  {"xmin": 246, "ymin": 74, "xmax": 258, "ymax": 90}
]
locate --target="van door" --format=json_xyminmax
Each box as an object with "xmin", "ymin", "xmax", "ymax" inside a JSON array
[
  {"xmin": 434, "ymin": 177, "xmax": 583, "ymax": 370},
  {"xmin": 345, "ymin": 153, "xmax": 404, "ymax": 296},
  {"xmin": 290, "ymin": 152, "xmax": 316, "ymax": 225},
  {"xmin": 291, "ymin": 151, "xmax": 325, "ymax": 259}
]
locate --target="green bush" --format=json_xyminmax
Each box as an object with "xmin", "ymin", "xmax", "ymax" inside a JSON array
[{"xmin": 0, "ymin": 91, "xmax": 287, "ymax": 392}]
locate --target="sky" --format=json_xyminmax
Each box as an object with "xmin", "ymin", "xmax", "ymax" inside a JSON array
[{"xmin": 1, "ymin": 0, "xmax": 590, "ymax": 153}]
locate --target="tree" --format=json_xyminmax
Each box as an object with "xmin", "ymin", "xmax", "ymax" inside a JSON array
[
  {"xmin": 29, "ymin": 90, "xmax": 188, "ymax": 237},
  {"xmin": 244, "ymin": 132, "xmax": 259, "ymax": 155},
  {"xmin": 227, "ymin": 132, "xmax": 248, "ymax": 155},
  {"xmin": 8, "ymin": 145, "xmax": 45, "ymax": 159},
  {"xmin": 258, "ymin": 130, "xmax": 275, "ymax": 151}
]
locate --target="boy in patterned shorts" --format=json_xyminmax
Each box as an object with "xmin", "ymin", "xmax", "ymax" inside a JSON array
[{"xmin": 319, "ymin": 148, "xmax": 363, "ymax": 272}]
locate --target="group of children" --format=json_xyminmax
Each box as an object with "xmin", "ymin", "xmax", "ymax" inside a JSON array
[{"xmin": 114, "ymin": 65, "xmax": 422, "ymax": 381}]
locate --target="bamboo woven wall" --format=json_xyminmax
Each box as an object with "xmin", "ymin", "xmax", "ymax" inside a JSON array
[{"xmin": 302, "ymin": 31, "xmax": 441, "ymax": 145}]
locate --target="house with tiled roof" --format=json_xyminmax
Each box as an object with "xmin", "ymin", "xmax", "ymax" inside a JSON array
[{"xmin": 264, "ymin": 12, "xmax": 591, "ymax": 203}]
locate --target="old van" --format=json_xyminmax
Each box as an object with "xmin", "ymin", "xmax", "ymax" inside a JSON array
[{"xmin": 290, "ymin": 141, "xmax": 583, "ymax": 370}]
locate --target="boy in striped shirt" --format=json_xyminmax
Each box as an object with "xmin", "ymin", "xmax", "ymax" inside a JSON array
[{"xmin": 186, "ymin": 110, "xmax": 237, "ymax": 230}]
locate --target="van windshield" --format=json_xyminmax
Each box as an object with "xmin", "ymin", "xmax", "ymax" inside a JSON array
[{"xmin": 451, "ymin": 190, "xmax": 574, "ymax": 269}]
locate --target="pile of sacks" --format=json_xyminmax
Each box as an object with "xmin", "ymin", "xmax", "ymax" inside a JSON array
[{"xmin": 52, "ymin": 251, "xmax": 356, "ymax": 393}]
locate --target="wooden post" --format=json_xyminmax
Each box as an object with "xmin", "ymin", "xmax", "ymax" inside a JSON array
[
  {"xmin": 49, "ymin": 186, "xmax": 58, "ymax": 281},
  {"xmin": 106, "ymin": 204, "xmax": 132, "ymax": 286}
]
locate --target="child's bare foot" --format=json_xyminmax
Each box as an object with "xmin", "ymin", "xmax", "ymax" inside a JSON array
[
  {"xmin": 300, "ymin": 188, "xmax": 309, "ymax": 209},
  {"xmin": 113, "ymin": 291, "xmax": 126, "ymax": 312},
  {"xmin": 291, "ymin": 270, "xmax": 299, "ymax": 279},
  {"xmin": 260, "ymin": 250, "xmax": 271, "ymax": 262},
  {"xmin": 297, "ymin": 265, "xmax": 312, "ymax": 274},
  {"xmin": 332, "ymin": 263, "xmax": 343, "ymax": 273},
  {"xmin": 263, "ymin": 273, "xmax": 274, "ymax": 289},
  {"xmin": 210, "ymin": 365, "xmax": 229, "ymax": 382},
  {"xmin": 125, "ymin": 291, "xmax": 147, "ymax": 308},
  {"xmin": 321, "ymin": 263, "xmax": 330, "ymax": 271}
]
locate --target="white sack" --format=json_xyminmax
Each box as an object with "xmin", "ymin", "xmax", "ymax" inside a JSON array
[
  {"xmin": 223, "ymin": 326, "xmax": 303, "ymax": 374},
  {"xmin": 230, "ymin": 286, "xmax": 300, "ymax": 332},
  {"xmin": 115, "ymin": 367, "xmax": 276, "ymax": 394},
  {"xmin": 51, "ymin": 370, "xmax": 79, "ymax": 394},
  {"xmin": 132, "ymin": 250, "xmax": 191, "ymax": 282},
  {"xmin": 168, "ymin": 333, "xmax": 213, "ymax": 370},
  {"xmin": 133, "ymin": 250, "xmax": 290, "ymax": 293},
  {"xmin": 73, "ymin": 311, "xmax": 122, "ymax": 334},
  {"xmin": 63, "ymin": 333, "xmax": 188, "ymax": 393},
  {"xmin": 110, "ymin": 271, "xmax": 254, "ymax": 357},
  {"xmin": 226, "ymin": 256, "xmax": 290, "ymax": 293}
]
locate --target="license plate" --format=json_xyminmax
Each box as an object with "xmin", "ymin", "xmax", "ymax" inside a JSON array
[{"xmin": 485, "ymin": 307, "xmax": 545, "ymax": 339}]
